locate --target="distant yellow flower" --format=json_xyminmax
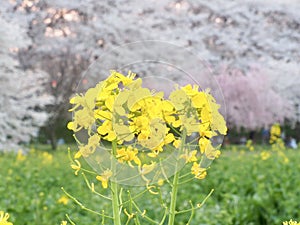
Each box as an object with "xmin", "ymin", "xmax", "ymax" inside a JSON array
[
  {"xmin": 16, "ymin": 149, "xmax": 26, "ymax": 162},
  {"xmin": 71, "ymin": 160, "xmax": 81, "ymax": 175},
  {"xmin": 283, "ymin": 219, "xmax": 300, "ymax": 225},
  {"xmin": 260, "ymin": 151, "xmax": 271, "ymax": 160},
  {"xmin": 29, "ymin": 148, "xmax": 36, "ymax": 154},
  {"xmin": 96, "ymin": 170, "xmax": 113, "ymax": 189},
  {"xmin": 57, "ymin": 196, "xmax": 69, "ymax": 205},
  {"xmin": 60, "ymin": 221, "xmax": 67, "ymax": 225},
  {"xmin": 246, "ymin": 140, "xmax": 254, "ymax": 151},
  {"xmin": 157, "ymin": 178, "xmax": 164, "ymax": 186},
  {"xmin": 270, "ymin": 123, "xmax": 281, "ymax": 144},
  {"xmin": 42, "ymin": 152, "xmax": 53, "ymax": 164},
  {"xmin": 0, "ymin": 211, "xmax": 13, "ymax": 225}
]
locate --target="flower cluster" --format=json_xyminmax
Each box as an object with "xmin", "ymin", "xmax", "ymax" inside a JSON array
[
  {"xmin": 270, "ymin": 123, "xmax": 281, "ymax": 144},
  {"xmin": 68, "ymin": 71, "xmax": 227, "ymax": 187},
  {"xmin": 267, "ymin": 123, "xmax": 289, "ymax": 163}
]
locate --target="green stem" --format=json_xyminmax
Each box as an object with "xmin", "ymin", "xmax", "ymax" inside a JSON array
[
  {"xmin": 111, "ymin": 140, "xmax": 122, "ymax": 225},
  {"xmin": 61, "ymin": 187, "xmax": 113, "ymax": 219},
  {"xmin": 167, "ymin": 129, "xmax": 187, "ymax": 225}
]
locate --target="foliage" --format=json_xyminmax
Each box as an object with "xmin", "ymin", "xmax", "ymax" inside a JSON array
[{"xmin": 0, "ymin": 144, "xmax": 300, "ymax": 225}]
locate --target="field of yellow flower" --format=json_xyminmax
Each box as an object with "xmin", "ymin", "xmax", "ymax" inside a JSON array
[{"xmin": 1, "ymin": 144, "xmax": 299, "ymax": 225}]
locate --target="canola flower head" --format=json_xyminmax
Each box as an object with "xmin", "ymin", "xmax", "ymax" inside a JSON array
[
  {"xmin": 68, "ymin": 70, "xmax": 227, "ymax": 185},
  {"xmin": 270, "ymin": 123, "xmax": 281, "ymax": 144}
]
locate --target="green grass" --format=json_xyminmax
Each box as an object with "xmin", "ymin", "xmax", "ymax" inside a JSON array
[{"xmin": 0, "ymin": 144, "xmax": 299, "ymax": 224}]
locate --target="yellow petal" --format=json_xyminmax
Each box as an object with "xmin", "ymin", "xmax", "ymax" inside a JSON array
[
  {"xmin": 74, "ymin": 151, "xmax": 82, "ymax": 159},
  {"xmin": 67, "ymin": 121, "xmax": 77, "ymax": 131}
]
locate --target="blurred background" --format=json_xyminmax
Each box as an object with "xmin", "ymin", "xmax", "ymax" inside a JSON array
[
  {"xmin": 1, "ymin": 0, "xmax": 300, "ymax": 151},
  {"xmin": 1, "ymin": 1, "xmax": 300, "ymax": 225}
]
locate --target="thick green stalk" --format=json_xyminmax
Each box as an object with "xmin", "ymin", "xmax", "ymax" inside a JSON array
[
  {"xmin": 111, "ymin": 140, "xmax": 121, "ymax": 225},
  {"xmin": 168, "ymin": 129, "xmax": 187, "ymax": 225}
]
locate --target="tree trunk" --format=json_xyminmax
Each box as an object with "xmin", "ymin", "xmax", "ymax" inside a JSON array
[{"xmin": 49, "ymin": 127, "xmax": 57, "ymax": 150}]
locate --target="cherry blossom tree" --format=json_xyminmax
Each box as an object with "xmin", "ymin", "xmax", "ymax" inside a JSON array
[
  {"xmin": 0, "ymin": 16, "xmax": 52, "ymax": 151},
  {"xmin": 216, "ymin": 66, "xmax": 294, "ymax": 130}
]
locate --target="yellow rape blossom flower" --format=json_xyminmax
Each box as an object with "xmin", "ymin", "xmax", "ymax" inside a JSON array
[
  {"xmin": 181, "ymin": 84, "xmax": 200, "ymax": 97},
  {"xmin": 60, "ymin": 221, "xmax": 67, "ymax": 225},
  {"xmin": 198, "ymin": 137, "xmax": 220, "ymax": 159},
  {"xmin": 75, "ymin": 134, "xmax": 100, "ymax": 158},
  {"xmin": 260, "ymin": 151, "xmax": 271, "ymax": 160},
  {"xmin": 180, "ymin": 150, "xmax": 198, "ymax": 163},
  {"xmin": 116, "ymin": 146, "xmax": 141, "ymax": 166},
  {"xmin": 169, "ymin": 88, "xmax": 189, "ymax": 111},
  {"xmin": 57, "ymin": 196, "xmax": 69, "ymax": 205},
  {"xmin": 191, "ymin": 162, "xmax": 207, "ymax": 179},
  {"xmin": 246, "ymin": 140, "xmax": 254, "ymax": 151},
  {"xmin": 97, "ymin": 120, "xmax": 116, "ymax": 142},
  {"xmin": 0, "ymin": 211, "xmax": 13, "ymax": 225},
  {"xmin": 67, "ymin": 108, "xmax": 95, "ymax": 132},
  {"xmin": 206, "ymin": 94, "xmax": 227, "ymax": 135},
  {"xmin": 69, "ymin": 85, "xmax": 99, "ymax": 111},
  {"xmin": 71, "ymin": 159, "xmax": 81, "ymax": 175},
  {"xmin": 199, "ymin": 122, "xmax": 214, "ymax": 138},
  {"xmin": 191, "ymin": 92, "xmax": 208, "ymax": 108},
  {"xmin": 270, "ymin": 123, "xmax": 281, "ymax": 144},
  {"xmin": 199, "ymin": 137, "xmax": 210, "ymax": 154},
  {"xmin": 173, "ymin": 139, "xmax": 181, "ymax": 148},
  {"xmin": 138, "ymin": 118, "xmax": 166, "ymax": 150},
  {"xmin": 164, "ymin": 132, "xmax": 175, "ymax": 144},
  {"xmin": 96, "ymin": 170, "xmax": 113, "ymax": 189},
  {"xmin": 68, "ymin": 85, "xmax": 101, "ymax": 132}
]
